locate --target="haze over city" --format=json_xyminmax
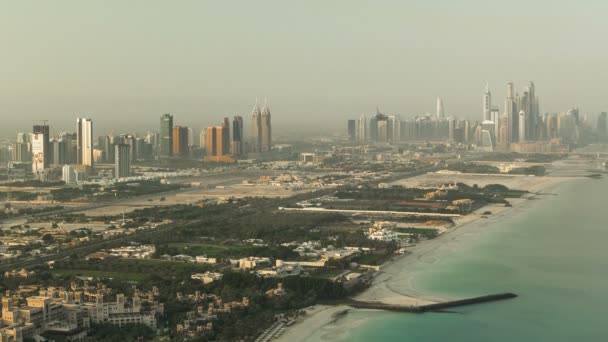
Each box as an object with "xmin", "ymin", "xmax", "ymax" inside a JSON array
[
  {"xmin": 1, "ymin": 2, "xmax": 608, "ymax": 342},
  {"xmin": 2, "ymin": 0, "xmax": 608, "ymax": 137}
]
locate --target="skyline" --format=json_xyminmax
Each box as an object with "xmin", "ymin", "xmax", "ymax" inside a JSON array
[
  {"xmin": 2, "ymin": 1, "xmax": 608, "ymax": 137},
  {"xmin": 0, "ymin": 82, "xmax": 602, "ymax": 141},
  {"xmin": 2, "ymin": 2, "xmax": 608, "ymax": 340}
]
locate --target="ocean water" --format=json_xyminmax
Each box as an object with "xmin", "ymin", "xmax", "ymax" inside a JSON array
[{"xmin": 313, "ymin": 177, "xmax": 608, "ymax": 341}]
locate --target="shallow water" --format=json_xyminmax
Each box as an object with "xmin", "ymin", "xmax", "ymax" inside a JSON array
[{"xmin": 307, "ymin": 177, "xmax": 608, "ymax": 341}]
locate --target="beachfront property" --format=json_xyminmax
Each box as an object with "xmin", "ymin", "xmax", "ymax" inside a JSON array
[
  {"xmin": 175, "ymin": 293, "xmax": 250, "ymax": 339},
  {"xmin": 0, "ymin": 282, "xmax": 163, "ymax": 341}
]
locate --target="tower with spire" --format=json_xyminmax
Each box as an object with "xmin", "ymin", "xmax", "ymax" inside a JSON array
[
  {"xmin": 250, "ymin": 99, "xmax": 262, "ymax": 153},
  {"xmin": 260, "ymin": 98, "xmax": 272, "ymax": 152}
]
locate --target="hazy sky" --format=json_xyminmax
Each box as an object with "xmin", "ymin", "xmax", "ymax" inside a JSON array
[{"xmin": 1, "ymin": 0, "xmax": 607, "ymax": 138}]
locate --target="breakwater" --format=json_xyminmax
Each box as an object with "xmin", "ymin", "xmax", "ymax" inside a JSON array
[{"xmin": 346, "ymin": 293, "xmax": 517, "ymax": 313}]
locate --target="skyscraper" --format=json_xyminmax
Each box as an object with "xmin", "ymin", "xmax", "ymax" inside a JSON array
[
  {"xmin": 518, "ymin": 110, "xmax": 526, "ymax": 143},
  {"xmin": 357, "ymin": 114, "xmax": 368, "ymax": 142},
  {"xmin": 347, "ymin": 120, "xmax": 356, "ymax": 142},
  {"xmin": 260, "ymin": 99, "xmax": 272, "ymax": 152},
  {"xmin": 481, "ymin": 120, "xmax": 496, "ymax": 150},
  {"xmin": 221, "ymin": 117, "xmax": 231, "ymax": 156},
  {"xmin": 97, "ymin": 135, "xmax": 111, "ymax": 162},
  {"xmin": 206, "ymin": 119, "xmax": 232, "ymax": 161},
  {"xmin": 369, "ymin": 115, "xmax": 378, "ymax": 142},
  {"xmin": 505, "ymin": 82, "xmax": 517, "ymax": 143},
  {"xmin": 11, "ymin": 133, "xmax": 31, "ymax": 163},
  {"xmin": 32, "ymin": 133, "xmax": 46, "ymax": 175},
  {"xmin": 376, "ymin": 113, "xmax": 389, "ymax": 143},
  {"xmin": 436, "ymin": 97, "xmax": 445, "ymax": 119},
  {"xmin": 498, "ymin": 116, "xmax": 509, "ymax": 151},
  {"xmin": 76, "ymin": 118, "xmax": 94, "ymax": 168},
  {"xmin": 172, "ymin": 126, "xmax": 189, "ymax": 157},
  {"xmin": 160, "ymin": 113, "xmax": 173, "ymax": 157},
  {"xmin": 199, "ymin": 128, "xmax": 206, "ymax": 149},
  {"xmin": 490, "ymin": 107, "xmax": 500, "ymax": 141},
  {"xmin": 17, "ymin": 133, "xmax": 29, "ymax": 144},
  {"xmin": 187, "ymin": 127, "xmax": 194, "ymax": 147},
  {"xmin": 115, "ymin": 144, "xmax": 131, "ymax": 179},
  {"xmin": 388, "ymin": 115, "xmax": 401, "ymax": 143},
  {"xmin": 232, "ymin": 116, "xmax": 244, "ymax": 156},
  {"xmin": 527, "ymin": 81, "xmax": 539, "ymax": 140},
  {"xmin": 250, "ymin": 101, "xmax": 262, "ymax": 153},
  {"xmin": 32, "ymin": 124, "xmax": 50, "ymax": 169},
  {"xmin": 206, "ymin": 126, "xmax": 218, "ymax": 157},
  {"xmin": 483, "ymin": 83, "xmax": 492, "ymax": 121}
]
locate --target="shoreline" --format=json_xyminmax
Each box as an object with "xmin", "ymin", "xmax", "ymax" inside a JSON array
[{"xmin": 276, "ymin": 174, "xmax": 577, "ymax": 342}]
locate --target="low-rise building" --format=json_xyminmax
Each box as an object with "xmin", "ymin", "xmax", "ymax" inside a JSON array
[
  {"xmin": 195, "ymin": 256, "xmax": 217, "ymax": 264},
  {"xmin": 191, "ymin": 272, "xmax": 223, "ymax": 284},
  {"xmin": 238, "ymin": 257, "xmax": 271, "ymax": 270}
]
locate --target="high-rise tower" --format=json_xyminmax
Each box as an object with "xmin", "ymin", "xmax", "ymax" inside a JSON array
[
  {"xmin": 160, "ymin": 113, "xmax": 173, "ymax": 157},
  {"xmin": 436, "ymin": 97, "xmax": 445, "ymax": 119},
  {"xmin": 232, "ymin": 116, "xmax": 244, "ymax": 156},
  {"xmin": 260, "ymin": 99, "xmax": 272, "ymax": 152},
  {"xmin": 77, "ymin": 118, "xmax": 93, "ymax": 167},
  {"xmin": 172, "ymin": 126, "xmax": 189, "ymax": 157},
  {"xmin": 347, "ymin": 120, "xmax": 356, "ymax": 142},
  {"xmin": 32, "ymin": 124, "xmax": 50, "ymax": 169},
  {"xmin": 483, "ymin": 83, "xmax": 492, "ymax": 121},
  {"xmin": 115, "ymin": 144, "xmax": 131, "ymax": 179},
  {"xmin": 518, "ymin": 110, "xmax": 526, "ymax": 143},
  {"xmin": 357, "ymin": 114, "xmax": 368, "ymax": 142},
  {"xmin": 505, "ymin": 82, "xmax": 517, "ymax": 143},
  {"xmin": 221, "ymin": 117, "xmax": 231, "ymax": 156},
  {"xmin": 250, "ymin": 101, "xmax": 262, "ymax": 153}
]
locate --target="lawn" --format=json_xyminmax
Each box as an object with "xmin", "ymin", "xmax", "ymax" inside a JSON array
[{"xmin": 352, "ymin": 253, "xmax": 392, "ymax": 266}]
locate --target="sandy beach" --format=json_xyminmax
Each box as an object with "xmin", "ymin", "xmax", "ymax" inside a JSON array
[{"xmin": 276, "ymin": 173, "xmax": 574, "ymax": 342}]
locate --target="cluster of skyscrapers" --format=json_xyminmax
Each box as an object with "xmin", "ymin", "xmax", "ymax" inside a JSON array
[
  {"xmin": 249, "ymin": 99, "xmax": 272, "ymax": 153},
  {"xmin": 348, "ymin": 82, "xmax": 590, "ymax": 152},
  {"xmin": 158, "ymin": 99, "xmax": 272, "ymax": 163},
  {"xmin": 6, "ymin": 99, "xmax": 273, "ymax": 184},
  {"xmin": 8, "ymin": 117, "xmax": 136, "ymax": 183},
  {"xmin": 10, "ymin": 98, "xmax": 272, "ymax": 182}
]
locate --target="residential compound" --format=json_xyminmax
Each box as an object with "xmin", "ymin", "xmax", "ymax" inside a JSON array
[
  {"xmin": 175, "ymin": 292, "xmax": 250, "ymax": 339},
  {"xmin": 0, "ymin": 282, "xmax": 163, "ymax": 341}
]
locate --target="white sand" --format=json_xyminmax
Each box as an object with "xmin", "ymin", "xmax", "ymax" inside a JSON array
[
  {"xmin": 276, "ymin": 305, "xmax": 357, "ymax": 342},
  {"xmin": 277, "ymin": 175, "xmax": 574, "ymax": 342}
]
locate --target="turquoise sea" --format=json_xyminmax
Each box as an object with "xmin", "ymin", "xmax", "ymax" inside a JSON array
[{"xmin": 313, "ymin": 177, "xmax": 608, "ymax": 341}]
